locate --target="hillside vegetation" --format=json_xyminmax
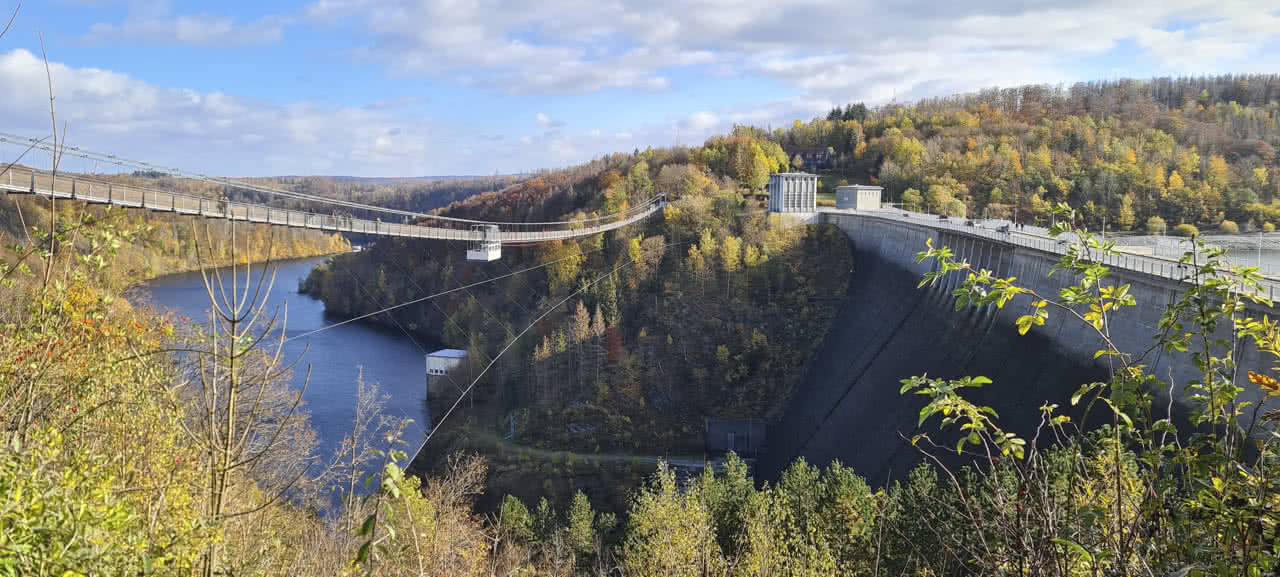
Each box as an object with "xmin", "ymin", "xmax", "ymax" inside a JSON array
[
  {"xmin": 302, "ymin": 147, "xmax": 852, "ymax": 459},
  {"xmin": 6, "ymin": 186, "xmax": 1280, "ymax": 576},
  {"xmin": 4, "ymin": 74, "xmax": 1280, "ymax": 576},
  {"xmin": 305, "ymin": 73, "xmax": 1280, "ymax": 505},
  {"xmin": 764, "ymin": 75, "xmax": 1280, "ymax": 230}
]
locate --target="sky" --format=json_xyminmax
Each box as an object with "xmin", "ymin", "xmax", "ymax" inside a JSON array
[{"xmin": 0, "ymin": 0, "xmax": 1278, "ymax": 177}]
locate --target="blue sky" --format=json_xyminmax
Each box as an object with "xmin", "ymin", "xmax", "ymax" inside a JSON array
[{"xmin": 1, "ymin": 0, "xmax": 1278, "ymax": 176}]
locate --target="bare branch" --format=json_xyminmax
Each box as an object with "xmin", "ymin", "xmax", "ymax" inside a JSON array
[{"xmin": 0, "ymin": 1, "xmax": 19, "ymax": 42}]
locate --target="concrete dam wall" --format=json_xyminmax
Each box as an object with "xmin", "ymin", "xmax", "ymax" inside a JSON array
[{"xmin": 759, "ymin": 213, "xmax": 1274, "ymax": 484}]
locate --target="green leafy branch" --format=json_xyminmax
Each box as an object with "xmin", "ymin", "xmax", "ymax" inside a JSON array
[
  {"xmin": 900, "ymin": 375, "xmax": 1027, "ymax": 460},
  {"xmin": 352, "ymin": 424, "xmax": 413, "ymax": 575}
]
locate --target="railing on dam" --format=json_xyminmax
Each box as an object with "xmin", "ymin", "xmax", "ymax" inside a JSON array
[{"xmin": 821, "ymin": 208, "xmax": 1280, "ymax": 302}]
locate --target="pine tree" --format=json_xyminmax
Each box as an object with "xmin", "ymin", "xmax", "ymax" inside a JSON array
[
  {"xmin": 601, "ymin": 274, "xmax": 620, "ymax": 326},
  {"xmin": 500, "ymin": 495, "xmax": 535, "ymax": 544},
  {"xmin": 533, "ymin": 497, "xmax": 557, "ymax": 543},
  {"xmin": 567, "ymin": 491, "xmax": 598, "ymax": 565}
]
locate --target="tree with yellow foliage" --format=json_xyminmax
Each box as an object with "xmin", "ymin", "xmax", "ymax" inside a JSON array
[{"xmin": 1206, "ymin": 154, "xmax": 1231, "ymax": 190}]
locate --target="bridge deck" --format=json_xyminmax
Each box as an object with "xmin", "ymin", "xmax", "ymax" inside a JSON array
[{"xmin": 1, "ymin": 165, "xmax": 659, "ymax": 244}]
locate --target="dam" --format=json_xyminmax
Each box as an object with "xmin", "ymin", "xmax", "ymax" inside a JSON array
[{"xmin": 760, "ymin": 210, "xmax": 1279, "ymax": 483}]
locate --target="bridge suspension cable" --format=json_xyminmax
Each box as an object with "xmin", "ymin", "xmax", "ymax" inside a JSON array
[
  {"xmin": 0, "ymin": 131, "xmax": 663, "ymax": 229},
  {"xmin": 282, "ymin": 238, "xmax": 622, "ymax": 343},
  {"xmin": 413, "ymin": 237, "xmax": 690, "ymax": 455}
]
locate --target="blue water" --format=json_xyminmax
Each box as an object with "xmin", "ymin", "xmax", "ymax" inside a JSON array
[{"xmin": 133, "ymin": 257, "xmax": 433, "ymax": 470}]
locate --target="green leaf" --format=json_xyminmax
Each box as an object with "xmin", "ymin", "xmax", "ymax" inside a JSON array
[
  {"xmin": 1101, "ymin": 398, "xmax": 1133, "ymax": 428},
  {"xmin": 359, "ymin": 514, "xmax": 376, "ymax": 537},
  {"xmin": 1016, "ymin": 315, "xmax": 1034, "ymax": 335},
  {"xmin": 1051, "ymin": 538, "xmax": 1095, "ymax": 563},
  {"xmin": 1071, "ymin": 382, "xmax": 1098, "ymax": 406},
  {"xmin": 356, "ymin": 542, "xmax": 371, "ymax": 563}
]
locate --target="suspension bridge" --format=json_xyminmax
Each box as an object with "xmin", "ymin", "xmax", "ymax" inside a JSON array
[{"xmin": 0, "ymin": 133, "xmax": 664, "ymax": 261}]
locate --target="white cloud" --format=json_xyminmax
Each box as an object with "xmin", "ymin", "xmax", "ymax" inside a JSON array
[
  {"xmin": 685, "ymin": 111, "xmax": 719, "ymax": 132},
  {"xmin": 14, "ymin": 0, "xmax": 1280, "ymax": 178},
  {"xmin": 310, "ymin": 0, "xmax": 1280, "ymax": 102},
  {"xmin": 85, "ymin": 0, "xmax": 289, "ymax": 46},
  {"xmin": 0, "ymin": 44, "xmax": 813, "ymax": 177},
  {"xmin": 1136, "ymin": 8, "xmax": 1280, "ymax": 73},
  {"xmin": 535, "ymin": 112, "xmax": 565, "ymax": 129},
  {"xmin": 0, "ymin": 49, "xmax": 433, "ymax": 176}
]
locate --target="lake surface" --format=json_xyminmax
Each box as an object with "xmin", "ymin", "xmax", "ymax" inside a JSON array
[
  {"xmin": 133, "ymin": 256, "xmax": 433, "ymax": 469},
  {"xmin": 1112, "ymin": 234, "xmax": 1280, "ymax": 277}
]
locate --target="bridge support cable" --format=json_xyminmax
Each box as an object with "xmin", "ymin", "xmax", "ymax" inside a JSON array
[
  {"xmin": 282, "ymin": 238, "xmax": 627, "ymax": 344},
  {"xmin": 1, "ymin": 158, "xmax": 663, "ymax": 250},
  {"xmin": 410, "ymin": 238, "xmax": 691, "ymax": 462},
  {"xmin": 382, "ymin": 249, "xmax": 519, "ymax": 363},
  {"xmin": 332, "ymin": 259, "xmax": 428, "ymax": 355},
  {"xmin": 2, "ymin": 131, "xmax": 664, "ymax": 239},
  {"xmin": 491, "ymin": 259, "xmax": 534, "ymax": 317},
  {"xmin": 382, "ymin": 256, "xmax": 497, "ymax": 365}
]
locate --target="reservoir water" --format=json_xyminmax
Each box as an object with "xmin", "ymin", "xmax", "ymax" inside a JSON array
[
  {"xmin": 132, "ymin": 256, "xmax": 433, "ymax": 469},
  {"xmin": 1112, "ymin": 234, "xmax": 1280, "ymax": 277}
]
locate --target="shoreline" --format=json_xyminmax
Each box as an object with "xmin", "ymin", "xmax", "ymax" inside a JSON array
[{"xmin": 123, "ymin": 249, "xmax": 348, "ymax": 292}]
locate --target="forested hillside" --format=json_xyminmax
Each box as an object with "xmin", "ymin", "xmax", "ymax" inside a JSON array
[
  {"xmin": 759, "ymin": 74, "xmax": 1280, "ymax": 233},
  {"xmin": 7, "ymin": 74, "xmax": 1280, "ymax": 576},
  {"xmin": 302, "ymin": 73, "xmax": 1280, "ymax": 516},
  {"xmin": 302, "ymin": 147, "xmax": 851, "ymax": 458}
]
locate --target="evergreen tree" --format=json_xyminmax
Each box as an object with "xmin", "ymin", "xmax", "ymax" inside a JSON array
[{"xmin": 567, "ymin": 490, "xmax": 598, "ymax": 564}]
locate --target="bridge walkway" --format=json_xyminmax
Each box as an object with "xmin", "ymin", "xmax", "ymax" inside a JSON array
[{"xmin": 1, "ymin": 164, "xmax": 661, "ymax": 244}]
